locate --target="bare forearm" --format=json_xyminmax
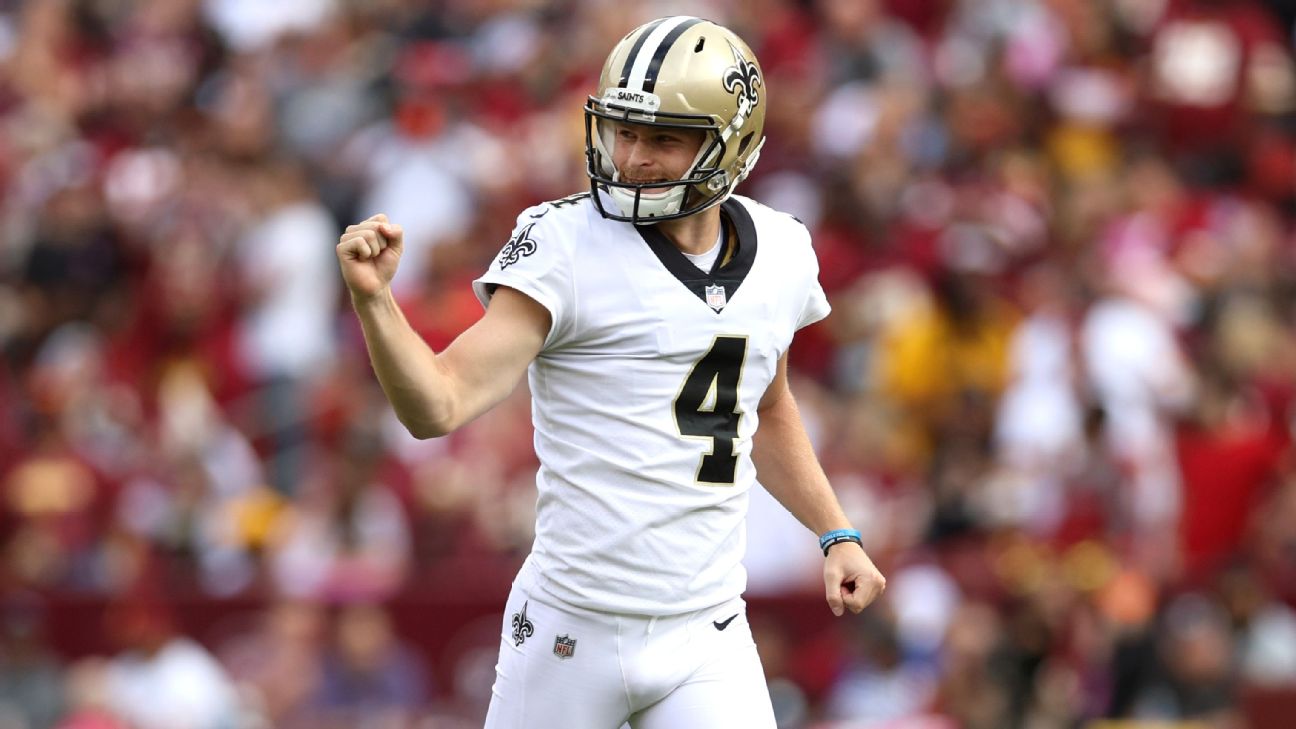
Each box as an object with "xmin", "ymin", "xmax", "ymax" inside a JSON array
[
  {"xmin": 751, "ymin": 393, "xmax": 852, "ymax": 535},
  {"xmin": 352, "ymin": 291, "xmax": 457, "ymax": 437}
]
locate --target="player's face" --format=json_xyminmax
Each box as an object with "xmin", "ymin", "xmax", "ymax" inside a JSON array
[{"xmin": 608, "ymin": 121, "xmax": 705, "ymax": 192}]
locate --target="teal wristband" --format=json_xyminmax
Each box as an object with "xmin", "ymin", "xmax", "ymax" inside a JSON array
[{"xmin": 819, "ymin": 528, "xmax": 862, "ymax": 556}]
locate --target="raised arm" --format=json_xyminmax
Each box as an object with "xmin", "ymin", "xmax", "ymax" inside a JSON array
[
  {"xmin": 338, "ymin": 214, "xmax": 549, "ymax": 438},
  {"xmin": 752, "ymin": 354, "xmax": 886, "ymax": 615}
]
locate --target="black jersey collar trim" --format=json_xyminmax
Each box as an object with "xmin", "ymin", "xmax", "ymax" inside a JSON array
[{"xmin": 636, "ymin": 198, "xmax": 757, "ymax": 313}]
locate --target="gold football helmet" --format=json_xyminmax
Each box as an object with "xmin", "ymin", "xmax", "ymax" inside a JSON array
[{"xmin": 584, "ymin": 16, "xmax": 767, "ymax": 223}]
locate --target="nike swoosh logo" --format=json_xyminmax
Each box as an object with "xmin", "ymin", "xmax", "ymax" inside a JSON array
[
  {"xmin": 713, "ymin": 614, "xmax": 739, "ymax": 631},
  {"xmin": 528, "ymin": 208, "xmax": 550, "ymax": 219}
]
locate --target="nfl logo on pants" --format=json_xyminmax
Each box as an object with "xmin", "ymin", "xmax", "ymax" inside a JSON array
[{"xmin": 553, "ymin": 634, "xmax": 576, "ymax": 659}]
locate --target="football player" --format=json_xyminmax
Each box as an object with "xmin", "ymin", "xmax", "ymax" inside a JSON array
[{"xmin": 337, "ymin": 16, "xmax": 886, "ymax": 728}]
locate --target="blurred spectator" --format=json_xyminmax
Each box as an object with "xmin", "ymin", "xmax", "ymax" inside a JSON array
[
  {"xmin": 823, "ymin": 613, "xmax": 937, "ymax": 725},
  {"xmin": 101, "ymin": 600, "xmax": 241, "ymax": 729},
  {"xmin": 1127, "ymin": 592, "xmax": 1242, "ymax": 724},
  {"xmin": 1176, "ymin": 370, "xmax": 1288, "ymax": 579},
  {"xmin": 232, "ymin": 157, "xmax": 340, "ymax": 495},
  {"xmin": 937, "ymin": 601, "xmax": 1012, "ymax": 729},
  {"xmin": 1081, "ymin": 221, "xmax": 1196, "ymax": 567},
  {"xmin": 203, "ymin": 0, "xmax": 339, "ymax": 53},
  {"xmin": 306, "ymin": 602, "xmax": 430, "ymax": 728},
  {"xmin": 268, "ymin": 429, "xmax": 412, "ymax": 601},
  {"xmin": 1216, "ymin": 561, "xmax": 1296, "ymax": 687},
  {"xmin": 0, "ymin": 594, "xmax": 64, "ymax": 729},
  {"xmin": 53, "ymin": 659, "xmax": 128, "ymax": 729},
  {"xmin": 1145, "ymin": 0, "xmax": 1295, "ymax": 183},
  {"xmin": 114, "ymin": 360, "xmax": 269, "ymax": 596},
  {"xmin": 217, "ymin": 599, "xmax": 326, "ymax": 727},
  {"xmin": 344, "ymin": 40, "xmax": 478, "ymax": 299}
]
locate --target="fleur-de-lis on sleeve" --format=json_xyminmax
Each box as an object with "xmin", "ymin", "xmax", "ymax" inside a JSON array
[{"xmin": 498, "ymin": 223, "xmax": 539, "ymax": 270}]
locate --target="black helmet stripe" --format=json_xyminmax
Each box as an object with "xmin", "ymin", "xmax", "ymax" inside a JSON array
[
  {"xmin": 619, "ymin": 16, "xmax": 703, "ymax": 93},
  {"xmin": 643, "ymin": 17, "xmax": 704, "ymax": 93},
  {"xmin": 618, "ymin": 18, "xmax": 666, "ymax": 88}
]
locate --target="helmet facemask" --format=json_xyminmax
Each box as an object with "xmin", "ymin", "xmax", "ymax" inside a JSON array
[{"xmin": 584, "ymin": 97, "xmax": 733, "ymax": 224}]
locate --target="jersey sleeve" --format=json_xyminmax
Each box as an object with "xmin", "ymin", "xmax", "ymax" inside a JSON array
[
  {"xmin": 473, "ymin": 208, "xmax": 574, "ymax": 349},
  {"xmin": 795, "ymin": 230, "xmax": 831, "ymax": 331}
]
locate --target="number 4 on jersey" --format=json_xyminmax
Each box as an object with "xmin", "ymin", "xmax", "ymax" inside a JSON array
[{"xmin": 674, "ymin": 336, "xmax": 748, "ymax": 485}]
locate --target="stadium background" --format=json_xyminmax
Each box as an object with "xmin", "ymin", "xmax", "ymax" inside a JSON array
[{"xmin": 2, "ymin": 0, "xmax": 1296, "ymax": 727}]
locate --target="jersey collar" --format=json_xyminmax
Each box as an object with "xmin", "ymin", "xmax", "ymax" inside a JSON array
[{"xmin": 635, "ymin": 198, "xmax": 757, "ymax": 314}]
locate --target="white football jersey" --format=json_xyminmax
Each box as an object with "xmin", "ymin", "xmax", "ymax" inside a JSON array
[{"xmin": 473, "ymin": 192, "xmax": 830, "ymax": 615}]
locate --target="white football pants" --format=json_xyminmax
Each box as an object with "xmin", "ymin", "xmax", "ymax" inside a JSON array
[{"xmin": 483, "ymin": 565, "xmax": 776, "ymax": 729}]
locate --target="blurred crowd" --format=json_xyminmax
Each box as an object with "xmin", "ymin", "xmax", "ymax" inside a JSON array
[{"xmin": 2, "ymin": 0, "xmax": 1296, "ymax": 727}]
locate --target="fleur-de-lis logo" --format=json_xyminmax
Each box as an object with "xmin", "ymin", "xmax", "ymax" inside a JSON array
[
  {"xmin": 498, "ymin": 223, "xmax": 539, "ymax": 270},
  {"xmin": 510, "ymin": 601, "xmax": 534, "ymax": 647},
  {"xmin": 722, "ymin": 40, "xmax": 762, "ymax": 126}
]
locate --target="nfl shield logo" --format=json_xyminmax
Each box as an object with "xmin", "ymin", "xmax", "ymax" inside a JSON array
[
  {"xmin": 553, "ymin": 634, "xmax": 576, "ymax": 659},
  {"xmin": 705, "ymin": 284, "xmax": 727, "ymax": 310}
]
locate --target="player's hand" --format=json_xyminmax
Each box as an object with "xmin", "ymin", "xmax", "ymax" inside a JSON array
[
  {"xmin": 337, "ymin": 213, "xmax": 404, "ymax": 301},
  {"xmin": 824, "ymin": 542, "xmax": 885, "ymax": 617}
]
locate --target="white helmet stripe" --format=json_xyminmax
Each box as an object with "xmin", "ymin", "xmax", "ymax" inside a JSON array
[
  {"xmin": 624, "ymin": 16, "xmax": 699, "ymax": 92},
  {"xmin": 617, "ymin": 17, "xmax": 665, "ymax": 87}
]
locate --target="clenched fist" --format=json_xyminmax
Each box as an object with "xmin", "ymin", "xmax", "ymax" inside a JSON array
[
  {"xmin": 824, "ymin": 543, "xmax": 886, "ymax": 617},
  {"xmin": 337, "ymin": 213, "xmax": 404, "ymax": 301}
]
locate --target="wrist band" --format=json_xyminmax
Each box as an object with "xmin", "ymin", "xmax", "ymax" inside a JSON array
[{"xmin": 819, "ymin": 528, "xmax": 862, "ymax": 556}]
